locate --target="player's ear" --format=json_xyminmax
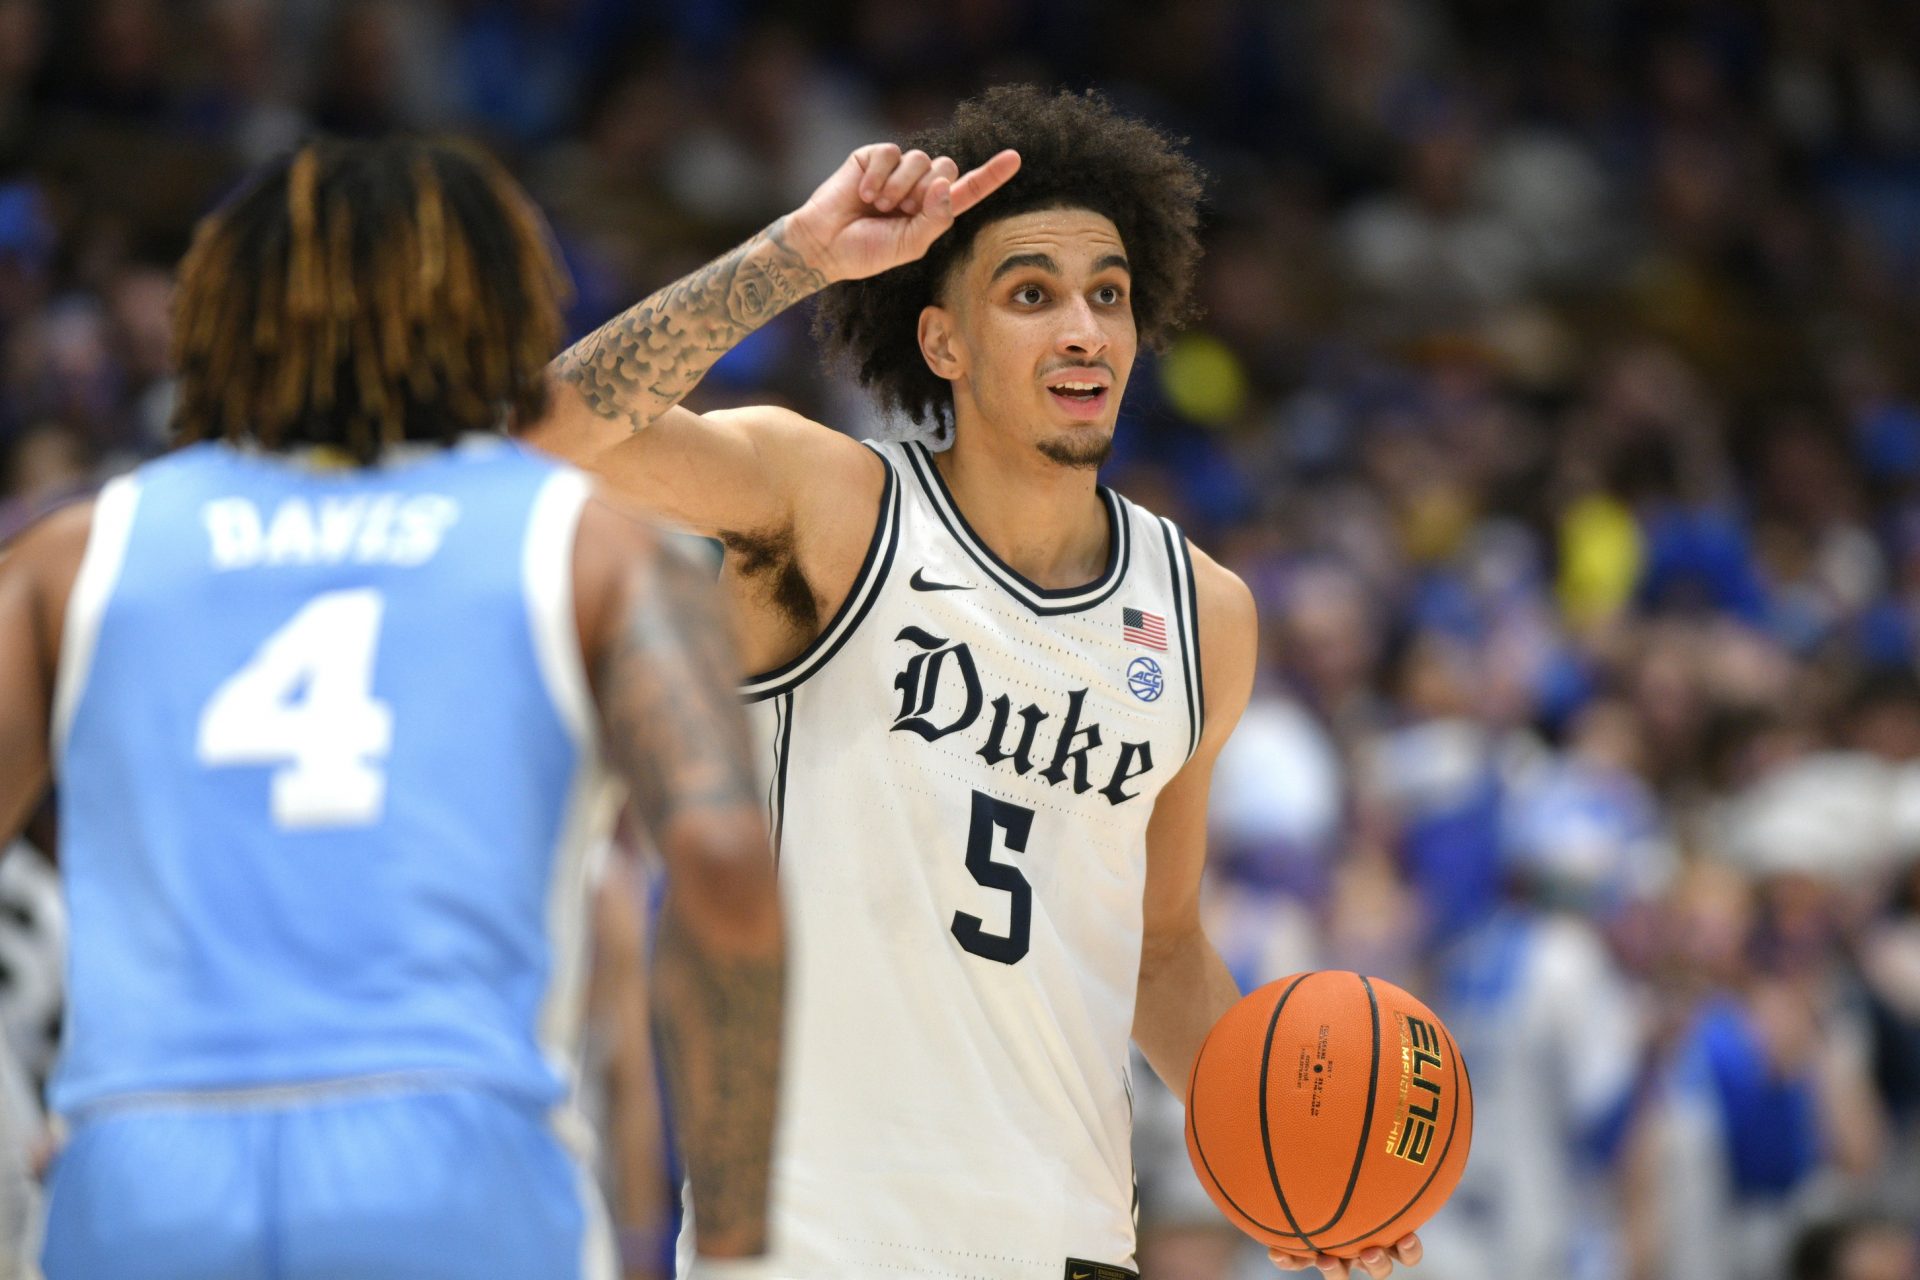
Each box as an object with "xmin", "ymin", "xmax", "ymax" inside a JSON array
[{"xmin": 918, "ymin": 304, "xmax": 965, "ymax": 381}]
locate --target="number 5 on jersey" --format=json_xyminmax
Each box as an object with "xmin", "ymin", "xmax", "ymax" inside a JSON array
[
  {"xmin": 197, "ymin": 588, "xmax": 394, "ymax": 830},
  {"xmin": 953, "ymin": 790, "xmax": 1035, "ymax": 965}
]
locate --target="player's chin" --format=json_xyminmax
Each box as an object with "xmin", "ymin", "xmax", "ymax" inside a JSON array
[{"xmin": 1032, "ymin": 425, "xmax": 1114, "ymax": 471}]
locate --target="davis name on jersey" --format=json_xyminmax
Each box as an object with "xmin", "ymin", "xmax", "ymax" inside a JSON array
[{"xmin": 203, "ymin": 491, "xmax": 462, "ymax": 569}]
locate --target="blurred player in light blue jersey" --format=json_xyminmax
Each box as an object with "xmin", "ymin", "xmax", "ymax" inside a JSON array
[{"xmin": 0, "ymin": 137, "xmax": 784, "ymax": 1280}]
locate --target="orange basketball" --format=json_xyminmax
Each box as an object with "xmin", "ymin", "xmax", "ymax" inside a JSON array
[{"xmin": 1185, "ymin": 971, "xmax": 1473, "ymax": 1258}]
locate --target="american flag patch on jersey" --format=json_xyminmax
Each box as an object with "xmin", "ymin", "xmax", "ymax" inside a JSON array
[{"xmin": 1122, "ymin": 607, "xmax": 1167, "ymax": 650}]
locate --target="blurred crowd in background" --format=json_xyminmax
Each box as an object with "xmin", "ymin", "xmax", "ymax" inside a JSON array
[{"xmin": 3, "ymin": 1, "xmax": 1920, "ymax": 1279}]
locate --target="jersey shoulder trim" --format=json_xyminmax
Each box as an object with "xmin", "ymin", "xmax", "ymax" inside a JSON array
[
  {"xmin": 739, "ymin": 444, "xmax": 901, "ymax": 702},
  {"xmin": 50, "ymin": 473, "xmax": 142, "ymax": 764},
  {"xmin": 523, "ymin": 468, "xmax": 595, "ymax": 752},
  {"xmin": 1154, "ymin": 512, "xmax": 1204, "ymax": 762},
  {"xmin": 900, "ymin": 441, "xmax": 1130, "ymax": 617}
]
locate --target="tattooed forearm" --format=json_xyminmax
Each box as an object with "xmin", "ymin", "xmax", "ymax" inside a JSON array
[
  {"xmin": 596, "ymin": 531, "xmax": 784, "ymax": 1256},
  {"xmin": 555, "ymin": 217, "xmax": 829, "ymax": 431},
  {"xmin": 652, "ymin": 897, "xmax": 784, "ymax": 1256},
  {"xmin": 596, "ymin": 540, "xmax": 760, "ymax": 824}
]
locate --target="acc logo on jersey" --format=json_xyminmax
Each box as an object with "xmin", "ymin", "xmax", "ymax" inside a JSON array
[{"xmin": 1126, "ymin": 657, "xmax": 1164, "ymax": 703}]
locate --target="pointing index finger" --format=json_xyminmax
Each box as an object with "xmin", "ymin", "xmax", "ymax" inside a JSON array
[{"xmin": 948, "ymin": 149, "xmax": 1021, "ymax": 218}]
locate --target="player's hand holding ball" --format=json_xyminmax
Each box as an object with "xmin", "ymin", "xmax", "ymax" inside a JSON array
[
  {"xmin": 1268, "ymin": 1234, "xmax": 1422, "ymax": 1279},
  {"xmin": 1186, "ymin": 972, "xmax": 1473, "ymax": 1278}
]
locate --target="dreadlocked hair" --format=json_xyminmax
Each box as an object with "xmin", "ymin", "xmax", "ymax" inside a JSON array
[
  {"xmin": 812, "ymin": 85, "xmax": 1205, "ymax": 434},
  {"xmin": 172, "ymin": 136, "xmax": 570, "ymax": 463}
]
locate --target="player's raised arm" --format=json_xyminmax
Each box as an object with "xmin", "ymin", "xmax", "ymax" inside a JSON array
[
  {"xmin": 575, "ymin": 497, "xmax": 785, "ymax": 1261},
  {"xmin": 551, "ymin": 142, "xmax": 1021, "ymax": 433},
  {"xmin": 524, "ymin": 145, "xmax": 1020, "ymax": 536}
]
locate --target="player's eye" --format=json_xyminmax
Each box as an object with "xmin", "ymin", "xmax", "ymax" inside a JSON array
[
  {"xmin": 1094, "ymin": 285, "xmax": 1124, "ymax": 306},
  {"xmin": 1012, "ymin": 285, "xmax": 1046, "ymax": 306}
]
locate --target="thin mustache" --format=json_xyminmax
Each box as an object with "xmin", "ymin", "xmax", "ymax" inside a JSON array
[{"xmin": 1042, "ymin": 362, "xmax": 1115, "ymax": 379}]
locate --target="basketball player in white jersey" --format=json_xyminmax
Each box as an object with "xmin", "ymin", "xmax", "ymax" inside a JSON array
[{"xmin": 526, "ymin": 87, "xmax": 1421, "ymax": 1280}]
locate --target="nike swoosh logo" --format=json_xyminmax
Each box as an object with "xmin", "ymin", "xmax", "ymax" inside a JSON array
[{"xmin": 910, "ymin": 568, "xmax": 973, "ymax": 592}]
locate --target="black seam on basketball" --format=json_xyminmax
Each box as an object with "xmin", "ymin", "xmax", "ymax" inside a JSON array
[
  {"xmin": 1302, "ymin": 973, "xmax": 1383, "ymax": 1236},
  {"xmin": 1182, "ymin": 990, "xmax": 1320, "ymax": 1243},
  {"xmin": 1188, "ymin": 1103, "xmax": 1332, "ymax": 1244},
  {"xmin": 1188, "ymin": 1021, "xmax": 1298, "ymax": 1237},
  {"xmin": 1258, "ymin": 974, "xmax": 1316, "ymax": 1248},
  {"xmin": 1317, "ymin": 1017, "xmax": 1470, "ymax": 1252}
]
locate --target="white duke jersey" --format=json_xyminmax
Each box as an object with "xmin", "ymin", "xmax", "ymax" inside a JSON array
[{"xmin": 718, "ymin": 439, "xmax": 1205, "ymax": 1279}]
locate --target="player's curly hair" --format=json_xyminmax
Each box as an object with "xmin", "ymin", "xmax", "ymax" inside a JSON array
[
  {"xmin": 172, "ymin": 136, "xmax": 569, "ymax": 463},
  {"xmin": 812, "ymin": 85, "xmax": 1205, "ymax": 435}
]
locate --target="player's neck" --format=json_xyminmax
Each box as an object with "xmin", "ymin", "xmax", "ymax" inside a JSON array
[{"xmin": 933, "ymin": 426, "xmax": 1109, "ymax": 591}]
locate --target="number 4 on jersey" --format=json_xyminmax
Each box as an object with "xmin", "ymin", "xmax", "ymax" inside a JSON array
[{"xmin": 196, "ymin": 588, "xmax": 393, "ymax": 830}]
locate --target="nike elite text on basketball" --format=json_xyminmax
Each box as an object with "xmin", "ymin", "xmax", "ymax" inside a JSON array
[{"xmin": 1384, "ymin": 1014, "xmax": 1446, "ymax": 1165}]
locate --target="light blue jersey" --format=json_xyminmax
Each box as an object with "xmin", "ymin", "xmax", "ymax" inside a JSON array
[
  {"xmin": 42, "ymin": 438, "xmax": 619, "ymax": 1279},
  {"xmin": 51, "ymin": 438, "xmax": 614, "ymax": 1114}
]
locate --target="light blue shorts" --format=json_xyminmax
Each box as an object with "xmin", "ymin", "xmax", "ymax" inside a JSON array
[{"xmin": 42, "ymin": 1083, "xmax": 609, "ymax": 1280}]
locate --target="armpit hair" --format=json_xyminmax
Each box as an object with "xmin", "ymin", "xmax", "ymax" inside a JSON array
[{"xmin": 718, "ymin": 526, "xmax": 819, "ymax": 636}]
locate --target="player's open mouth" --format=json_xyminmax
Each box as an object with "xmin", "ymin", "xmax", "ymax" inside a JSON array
[{"xmin": 1047, "ymin": 382, "xmax": 1109, "ymax": 417}]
